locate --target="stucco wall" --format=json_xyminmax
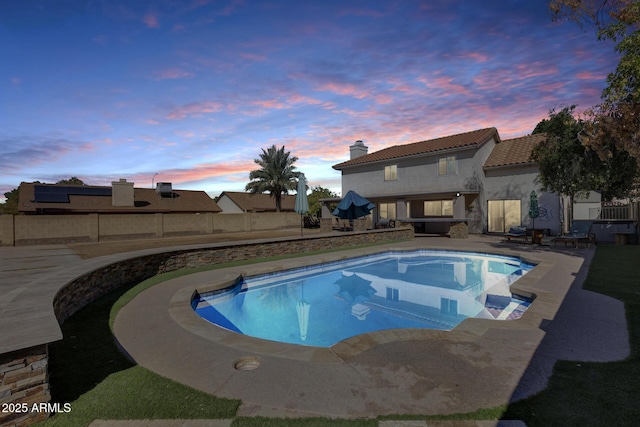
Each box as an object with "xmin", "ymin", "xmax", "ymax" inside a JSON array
[
  {"xmin": 341, "ymin": 142, "xmax": 496, "ymax": 198},
  {"xmin": 0, "ymin": 212, "xmax": 304, "ymax": 246},
  {"xmin": 215, "ymin": 196, "xmax": 244, "ymax": 213},
  {"xmin": 484, "ymin": 166, "xmax": 561, "ymax": 235}
]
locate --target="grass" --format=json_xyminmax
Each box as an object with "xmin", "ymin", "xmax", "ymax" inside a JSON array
[
  {"xmin": 42, "ymin": 243, "xmax": 640, "ymax": 426},
  {"xmin": 42, "ymin": 285, "xmax": 239, "ymax": 427},
  {"xmin": 502, "ymin": 244, "xmax": 640, "ymax": 426}
]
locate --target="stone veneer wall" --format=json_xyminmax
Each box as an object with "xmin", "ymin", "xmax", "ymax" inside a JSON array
[
  {"xmin": 449, "ymin": 222, "xmax": 469, "ymax": 239},
  {"xmin": 53, "ymin": 227, "xmax": 413, "ymax": 322},
  {"xmin": 0, "ymin": 345, "xmax": 49, "ymax": 427}
]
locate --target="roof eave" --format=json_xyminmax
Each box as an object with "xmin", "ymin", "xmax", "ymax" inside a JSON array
[
  {"xmin": 484, "ymin": 161, "xmax": 538, "ymax": 171},
  {"xmin": 333, "ymin": 144, "xmax": 481, "ymax": 170}
]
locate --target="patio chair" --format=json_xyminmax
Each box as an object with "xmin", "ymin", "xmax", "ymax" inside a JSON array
[
  {"xmin": 339, "ymin": 219, "xmax": 353, "ymax": 231},
  {"xmin": 553, "ymin": 220, "xmax": 596, "ymax": 247},
  {"xmin": 504, "ymin": 226, "xmax": 528, "ymax": 243}
]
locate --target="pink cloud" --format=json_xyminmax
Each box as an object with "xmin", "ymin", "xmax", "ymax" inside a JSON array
[
  {"xmin": 576, "ymin": 71, "xmax": 604, "ymax": 80},
  {"xmin": 317, "ymin": 82, "xmax": 369, "ymax": 99},
  {"xmin": 418, "ymin": 76, "xmax": 472, "ymax": 97},
  {"xmin": 513, "ymin": 62, "xmax": 558, "ymax": 79},
  {"xmin": 152, "ymin": 68, "xmax": 195, "ymax": 81},
  {"xmin": 166, "ymin": 101, "xmax": 224, "ymax": 119},
  {"xmin": 374, "ymin": 93, "xmax": 394, "ymax": 105},
  {"xmin": 458, "ymin": 52, "xmax": 490, "ymax": 63},
  {"xmin": 250, "ymin": 99, "xmax": 287, "ymax": 109},
  {"xmin": 287, "ymin": 94, "xmax": 336, "ymax": 109},
  {"xmin": 155, "ymin": 160, "xmax": 256, "ymax": 184},
  {"xmin": 472, "ymin": 69, "xmax": 514, "ymax": 91},
  {"xmin": 143, "ymin": 12, "xmax": 160, "ymax": 28},
  {"xmin": 536, "ymin": 82, "xmax": 565, "ymax": 92}
]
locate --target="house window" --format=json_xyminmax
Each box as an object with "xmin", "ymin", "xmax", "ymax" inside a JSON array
[
  {"xmin": 386, "ymin": 287, "xmax": 399, "ymax": 301},
  {"xmin": 438, "ymin": 156, "xmax": 456, "ymax": 175},
  {"xmin": 424, "ymin": 200, "xmax": 453, "ymax": 216},
  {"xmin": 440, "ymin": 298, "xmax": 458, "ymax": 315},
  {"xmin": 487, "ymin": 199, "xmax": 521, "ymax": 233},
  {"xmin": 379, "ymin": 202, "xmax": 396, "ymax": 219},
  {"xmin": 384, "ymin": 165, "xmax": 397, "ymax": 181}
]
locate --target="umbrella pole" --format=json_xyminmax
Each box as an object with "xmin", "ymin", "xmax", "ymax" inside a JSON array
[{"xmin": 300, "ymin": 213, "xmax": 303, "ymax": 237}]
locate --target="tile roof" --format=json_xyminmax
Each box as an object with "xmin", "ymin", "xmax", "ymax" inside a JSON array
[
  {"xmin": 18, "ymin": 183, "xmax": 222, "ymax": 213},
  {"xmin": 333, "ymin": 127, "xmax": 500, "ymax": 169},
  {"xmin": 483, "ymin": 133, "xmax": 547, "ymax": 169},
  {"xmin": 217, "ymin": 191, "xmax": 297, "ymax": 212}
]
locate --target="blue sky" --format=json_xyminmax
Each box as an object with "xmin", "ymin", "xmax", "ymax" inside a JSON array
[{"xmin": 0, "ymin": 0, "xmax": 619, "ymax": 202}]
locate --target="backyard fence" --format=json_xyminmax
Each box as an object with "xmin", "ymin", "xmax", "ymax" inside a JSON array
[
  {"xmin": 0, "ymin": 212, "xmax": 302, "ymax": 246},
  {"xmin": 599, "ymin": 203, "xmax": 639, "ymax": 221}
]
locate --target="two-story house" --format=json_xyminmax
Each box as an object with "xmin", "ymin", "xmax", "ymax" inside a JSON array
[{"xmin": 332, "ymin": 127, "xmax": 561, "ymax": 236}]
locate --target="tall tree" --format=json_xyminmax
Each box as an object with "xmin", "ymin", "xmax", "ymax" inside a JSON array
[
  {"xmin": 532, "ymin": 105, "xmax": 638, "ymax": 203},
  {"xmin": 531, "ymin": 106, "xmax": 592, "ymax": 204},
  {"xmin": 550, "ymin": 0, "xmax": 640, "ymax": 162},
  {"xmin": 245, "ymin": 145, "xmax": 299, "ymax": 212},
  {"xmin": 0, "ymin": 188, "xmax": 19, "ymax": 215}
]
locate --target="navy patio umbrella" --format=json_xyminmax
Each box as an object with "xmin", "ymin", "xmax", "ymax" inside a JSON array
[{"xmin": 332, "ymin": 190, "xmax": 375, "ymax": 220}]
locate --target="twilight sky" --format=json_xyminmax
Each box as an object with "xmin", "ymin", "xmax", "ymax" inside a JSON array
[{"xmin": 0, "ymin": 0, "xmax": 619, "ymax": 202}]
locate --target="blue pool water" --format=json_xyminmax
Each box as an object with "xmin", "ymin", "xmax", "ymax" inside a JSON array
[{"xmin": 193, "ymin": 250, "xmax": 534, "ymax": 347}]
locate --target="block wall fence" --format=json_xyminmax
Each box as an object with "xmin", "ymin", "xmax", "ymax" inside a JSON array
[
  {"xmin": 0, "ymin": 212, "xmax": 303, "ymax": 246},
  {"xmin": 0, "ymin": 227, "xmax": 413, "ymax": 425}
]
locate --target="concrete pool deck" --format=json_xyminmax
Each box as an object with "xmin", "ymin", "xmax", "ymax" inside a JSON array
[
  {"xmin": 111, "ymin": 234, "xmax": 629, "ymax": 419},
  {"xmin": 0, "ymin": 230, "xmax": 630, "ymax": 425}
]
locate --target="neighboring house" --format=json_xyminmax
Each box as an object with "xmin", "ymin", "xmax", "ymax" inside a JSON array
[
  {"xmin": 17, "ymin": 179, "xmax": 222, "ymax": 214},
  {"xmin": 215, "ymin": 191, "xmax": 296, "ymax": 213},
  {"xmin": 332, "ymin": 128, "xmax": 562, "ymax": 235}
]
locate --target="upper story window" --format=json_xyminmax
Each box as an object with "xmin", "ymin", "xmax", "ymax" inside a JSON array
[
  {"xmin": 384, "ymin": 164, "xmax": 398, "ymax": 181},
  {"xmin": 438, "ymin": 156, "xmax": 456, "ymax": 175}
]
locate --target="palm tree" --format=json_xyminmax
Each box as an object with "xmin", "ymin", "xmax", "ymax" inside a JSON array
[{"xmin": 245, "ymin": 145, "xmax": 299, "ymax": 212}]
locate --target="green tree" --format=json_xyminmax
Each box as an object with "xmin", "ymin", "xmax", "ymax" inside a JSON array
[
  {"xmin": 56, "ymin": 176, "xmax": 86, "ymax": 185},
  {"xmin": 550, "ymin": 0, "xmax": 640, "ymax": 162},
  {"xmin": 307, "ymin": 185, "xmax": 339, "ymax": 217},
  {"xmin": 532, "ymin": 105, "xmax": 638, "ymax": 203},
  {"xmin": 531, "ymin": 106, "xmax": 592, "ymax": 204},
  {"xmin": 0, "ymin": 188, "xmax": 19, "ymax": 214},
  {"xmin": 245, "ymin": 145, "xmax": 299, "ymax": 212}
]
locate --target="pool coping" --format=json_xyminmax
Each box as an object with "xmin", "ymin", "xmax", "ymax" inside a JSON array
[{"xmin": 168, "ymin": 245, "xmax": 550, "ymax": 363}]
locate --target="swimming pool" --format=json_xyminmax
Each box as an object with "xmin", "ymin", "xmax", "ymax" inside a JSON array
[{"xmin": 193, "ymin": 250, "xmax": 534, "ymax": 347}]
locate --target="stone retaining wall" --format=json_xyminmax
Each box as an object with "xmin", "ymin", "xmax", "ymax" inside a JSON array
[
  {"xmin": 0, "ymin": 345, "xmax": 49, "ymax": 427},
  {"xmin": 54, "ymin": 227, "xmax": 413, "ymax": 322}
]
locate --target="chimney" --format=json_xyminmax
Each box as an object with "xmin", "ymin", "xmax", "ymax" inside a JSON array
[
  {"xmin": 112, "ymin": 178, "xmax": 134, "ymax": 207},
  {"xmin": 350, "ymin": 140, "xmax": 368, "ymax": 160}
]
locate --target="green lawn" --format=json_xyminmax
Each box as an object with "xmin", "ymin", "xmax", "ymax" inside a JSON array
[
  {"xmin": 502, "ymin": 244, "xmax": 640, "ymax": 426},
  {"xmin": 41, "ymin": 244, "xmax": 640, "ymax": 426}
]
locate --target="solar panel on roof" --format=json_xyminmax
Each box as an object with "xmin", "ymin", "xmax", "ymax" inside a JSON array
[{"xmin": 34, "ymin": 185, "xmax": 111, "ymax": 203}]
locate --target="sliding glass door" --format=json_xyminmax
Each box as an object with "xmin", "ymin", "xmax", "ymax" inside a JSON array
[{"xmin": 488, "ymin": 200, "xmax": 521, "ymax": 233}]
